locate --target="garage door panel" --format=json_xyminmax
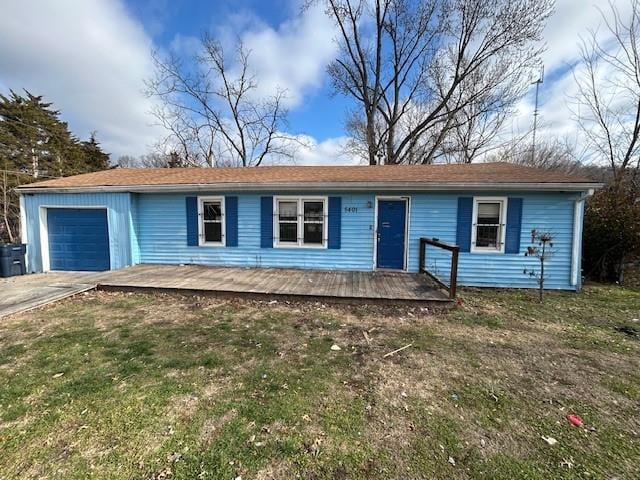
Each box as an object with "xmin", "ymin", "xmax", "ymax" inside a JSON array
[{"xmin": 47, "ymin": 208, "xmax": 110, "ymax": 271}]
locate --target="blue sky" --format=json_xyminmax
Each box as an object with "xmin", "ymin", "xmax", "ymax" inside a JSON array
[
  {"xmin": 125, "ymin": 0, "xmax": 353, "ymax": 142},
  {"xmin": 0, "ymin": 0, "xmax": 631, "ymax": 163}
]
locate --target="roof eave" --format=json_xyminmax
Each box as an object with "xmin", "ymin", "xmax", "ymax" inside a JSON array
[{"xmin": 16, "ymin": 181, "xmax": 605, "ymax": 194}]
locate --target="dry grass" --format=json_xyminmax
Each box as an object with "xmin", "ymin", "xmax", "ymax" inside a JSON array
[{"xmin": 0, "ymin": 285, "xmax": 639, "ymax": 479}]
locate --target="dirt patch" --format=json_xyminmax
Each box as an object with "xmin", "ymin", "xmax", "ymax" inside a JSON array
[
  {"xmin": 199, "ymin": 409, "xmax": 237, "ymax": 445},
  {"xmin": 255, "ymin": 460, "xmax": 294, "ymax": 480},
  {"xmin": 166, "ymin": 394, "xmax": 200, "ymax": 423}
]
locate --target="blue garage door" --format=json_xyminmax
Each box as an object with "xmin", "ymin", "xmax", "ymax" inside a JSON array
[{"xmin": 47, "ymin": 208, "xmax": 110, "ymax": 271}]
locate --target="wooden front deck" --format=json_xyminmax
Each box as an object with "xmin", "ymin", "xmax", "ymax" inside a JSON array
[{"xmin": 97, "ymin": 264, "xmax": 451, "ymax": 306}]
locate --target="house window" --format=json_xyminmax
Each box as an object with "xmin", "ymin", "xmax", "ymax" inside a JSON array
[
  {"xmin": 275, "ymin": 197, "xmax": 327, "ymax": 247},
  {"xmin": 472, "ymin": 198, "xmax": 507, "ymax": 253},
  {"xmin": 198, "ymin": 196, "xmax": 225, "ymax": 246}
]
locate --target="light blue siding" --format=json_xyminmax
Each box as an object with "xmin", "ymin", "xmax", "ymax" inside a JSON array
[
  {"xmin": 22, "ymin": 192, "xmax": 134, "ymax": 272},
  {"xmin": 136, "ymin": 193, "xmax": 376, "ymax": 270},
  {"xmin": 129, "ymin": 193, "xmax": 141, "ymax": 264},
  {"xmin": 407, "ymin": 192, "xmax": 580, "ymax": 290},
  {"xmin": 22, "ymin": 189, "xmax": 584, "ymax": 290}
]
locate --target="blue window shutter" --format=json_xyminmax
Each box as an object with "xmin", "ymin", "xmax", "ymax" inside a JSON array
[
  {"xmin": 260, "ymin": 196, "xmax": 273, "ymax": 248},
  {"xmin": 505, "ymin": 198, "xmax": 523, "ymax": 254},
  {"xmin": 225, "ymin": 196, "xmax": 238, "ymax": 247},
  {"xmin": 456, "ymin": 197, "xmax": 473, "ymax": 252},
  {"xmin": 186, "ymin": 196, "xmax": 198, "ymax": 246},
  {"xmin": 328, "ymin": 196, "xmax": 341, "ymax": 249}
]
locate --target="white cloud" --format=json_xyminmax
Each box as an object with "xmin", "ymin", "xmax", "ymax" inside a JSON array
[
  {"xmin": 506, "ymin": 0, "xmax": 636, "ymax": 154},
  {"xmin": 0, "ymin": 0, "xmax": 162, "ymax": 159},
  {"xmin": 239, "ymin": 5, "xmax": 337, "ymax": 107},
  {"xmin": 291, "ymin": 135, "xmax": 362, "ymax": 165},
  {"xmin": 192, "ymin": 3, "xmax": 337, "ymax": 109},
  {"xmin": 164, "ymin": 3, "xmax": 345, "ymax": 163}
]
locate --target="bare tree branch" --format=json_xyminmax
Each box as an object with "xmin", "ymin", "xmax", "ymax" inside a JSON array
[
  {"xmin": 315, "ymin": 0, "xmax": 552, "ymax": 164},
  {"xmin": 571, "ymin": 0, "xmax": 640, "ymax": 181},
  {"xmin": 145, "ymin": 35, "xmax": 298, "ymax": 167}
]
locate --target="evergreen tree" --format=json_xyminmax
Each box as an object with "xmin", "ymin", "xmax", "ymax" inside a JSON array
[
  {"xmin": 0, "ymin": 90, "xmax": 110, "ymax": 178},
  {"xmin": 78, "ymin": 132, "xmax": 110, "ymax": 172},
  {"xmin": 0, "ymin": 90, "xmax": 60, "ymax": 177},
  {"xmin": 0, "ymin": 90, "xmax": 110, "ymax": 243}
]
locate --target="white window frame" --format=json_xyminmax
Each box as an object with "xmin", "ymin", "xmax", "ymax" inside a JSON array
[
  {"xmin": 273, "ymin": 196, "xmax": 328, "ymax": 248},
  {"xmin": 471, "ymin": 197, "xmax": 508, "ymax": 254},
  {"xmin": 198, "ymin": 196, "xmax": 225, "ymax": 247}
]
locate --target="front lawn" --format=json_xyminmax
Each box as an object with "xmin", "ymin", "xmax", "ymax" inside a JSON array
[{"xmin": 0, "ymin": 286, "xmax": 639, "ymax": 479}]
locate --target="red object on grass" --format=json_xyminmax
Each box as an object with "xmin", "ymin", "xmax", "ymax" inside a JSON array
[{"xmin": 567, "ymin": 414, "xmax": 584, "ymax": 427}]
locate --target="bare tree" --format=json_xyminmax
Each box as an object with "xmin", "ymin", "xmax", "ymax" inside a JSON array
[
  {"xmin": 0, "ymin": 167, "xmax": 31, "ymax": 244},
  {"xmin": 146, "ymin": 35, "xmax": 297, "ymax": 167},
  {"xmin": 116, "ymin": 152, "xmax": 187, "ymax": 168},
  {"xmin": 524, "ymin": 229, "xmax": 555, "ymax": 303},
  {"xmin": 572, "ymin": 0, "xmax": 640, "ymax": 182},
  {"xmin": 116, "ymin": 155, "xmax": 139, "ymax": 168},
  {"xmin": 489, "ymin": 137, "xmax": 587, "ymax": 175},
  {"xmin": 1, "ymin": 169, "xmax": 15, "ymax": 243},
  {"xmin": 439, "ymin": 70, "xmax": 514, "ymax": 163},
  {"xmin": 315, "ymin": 0, "xmax": 552, "ymax": 165}
]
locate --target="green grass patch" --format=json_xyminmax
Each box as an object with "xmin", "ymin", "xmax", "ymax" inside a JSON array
[{"xmin": 0, "ymin": 286, "xmax": 638, "ymax": 479}]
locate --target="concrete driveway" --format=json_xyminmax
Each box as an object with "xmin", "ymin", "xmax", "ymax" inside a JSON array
[{"xmin": 0, "ymin": 272, "xmax": 106, "ymax": 318}]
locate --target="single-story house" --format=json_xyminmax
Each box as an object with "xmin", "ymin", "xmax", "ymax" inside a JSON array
[{"xmin": 17, "ymin": 162, "xmax": 600, "ymax": 290}]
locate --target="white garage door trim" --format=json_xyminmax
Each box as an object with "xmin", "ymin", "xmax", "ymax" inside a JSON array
[{"xmin": 39, "ymin": 205, "xmax": 111, "ymax": 272}]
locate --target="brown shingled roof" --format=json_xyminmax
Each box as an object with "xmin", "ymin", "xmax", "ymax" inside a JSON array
[{"xmin": 20, "ymin": 162, "xmax": 599, "ymax": 191}]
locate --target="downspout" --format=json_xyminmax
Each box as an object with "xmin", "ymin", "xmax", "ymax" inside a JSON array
[{"xmin": 571, "ymin": 189, "xmax": 595, "ymax": 290}]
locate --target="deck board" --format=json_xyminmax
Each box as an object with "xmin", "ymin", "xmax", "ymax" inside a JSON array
[{"xmin": 96, "ymin": 264, "xmax": 451, "ymax": 305}]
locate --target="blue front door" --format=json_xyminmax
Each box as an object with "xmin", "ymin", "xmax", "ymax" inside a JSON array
[
  {"xmin": 47, "ymin": 208, "xmax": 110, "ymax": 271},
  {"xmin": 376, "ymin": 200, "xmax": 407, "ymax": 270}
]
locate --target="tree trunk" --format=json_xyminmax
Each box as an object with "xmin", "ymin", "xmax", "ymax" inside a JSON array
[
  {"xmin": 618, "ymin": 254, "xmax": 627, "ymax": 285},
  {"xmin": 366, "ymin": 110, "xmax": 377, "ymax": 165},
  {"xmin": 31, "ymin": 149, "xmax": 39, "ymax": 178},
  {"xmin": 2, "ymin": 170, "xmax": 15, "ymax": 243}
]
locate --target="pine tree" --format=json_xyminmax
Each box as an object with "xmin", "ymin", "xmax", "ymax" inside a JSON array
[
  {"xmin": 0, "ymin": 90, "xmax": 60, "ymax": 177},
  {"xmin": 79, "ymin": 132, "xmax": 110, "ymax": 172},
  {"xmin": 0, "ymin": 90, "xmax": 110, "ymax": 178},
  {"xmin": 0, "ymin": 90, "xmax": 111, "ymax": 243}
]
